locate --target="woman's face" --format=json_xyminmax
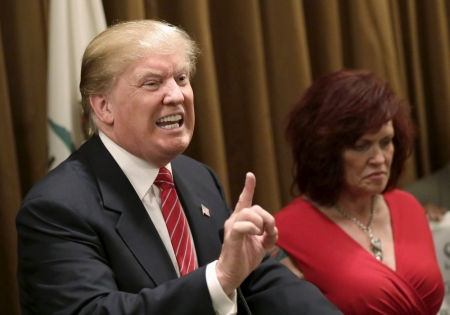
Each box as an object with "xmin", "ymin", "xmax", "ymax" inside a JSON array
[{"xmin": 341, "ymin": 120, "xmax": 395, "ymax": 197}]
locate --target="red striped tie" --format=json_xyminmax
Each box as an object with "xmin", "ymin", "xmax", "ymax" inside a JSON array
[{"xmin": 154, "ymin": 167, "xmax": 196, "ymax": 276}]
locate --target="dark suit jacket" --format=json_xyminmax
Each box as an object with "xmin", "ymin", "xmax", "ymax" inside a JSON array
[{"xmin": 16, "ymin": 134, "xmax": 342, "ymax": 315}]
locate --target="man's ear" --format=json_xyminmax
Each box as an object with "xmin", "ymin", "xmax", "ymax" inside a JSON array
[{"xmin": 90, "ymin": 94, "xmax": 114, "ymax": 125}]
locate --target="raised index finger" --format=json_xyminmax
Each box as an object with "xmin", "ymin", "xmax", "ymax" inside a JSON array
[{"xmin": 234, "ymin": 172, "xmax": 256, "ymax": 213}]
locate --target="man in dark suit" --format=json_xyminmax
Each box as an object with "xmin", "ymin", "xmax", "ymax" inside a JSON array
[{"xmin": 16, "ymin": 20, "xmax": 342, "ymax": 314}]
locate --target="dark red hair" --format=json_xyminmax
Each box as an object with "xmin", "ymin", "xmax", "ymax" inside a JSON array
[{"xmin": 286, "ymin": 69, "xmax": 415, "ymax": 206}]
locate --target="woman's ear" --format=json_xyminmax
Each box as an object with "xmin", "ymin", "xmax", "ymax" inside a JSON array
[{"xmin": 90, "ymin": 94, "xmax": 114, "ymax": 125}]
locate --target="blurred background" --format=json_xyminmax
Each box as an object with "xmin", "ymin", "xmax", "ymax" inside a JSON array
[{"xmin": 1, "ymin": 0, "xmax": 450, "ymax": 313}]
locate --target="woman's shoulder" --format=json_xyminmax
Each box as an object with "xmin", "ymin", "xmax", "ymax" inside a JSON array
[
  {"xmin": 274, "ymin": 197, "xmax": 321, "ymax": 230},
  {"xmin": 275, "ymin": 197, "xmax": 313, "ymax": 216},
  {"xmin": 383, "ymin": 189, "xmax": 426, "ymax": 219},
  {"xmin": 383, "ymin": 188, "xmax": 422, "ymax": 205}
]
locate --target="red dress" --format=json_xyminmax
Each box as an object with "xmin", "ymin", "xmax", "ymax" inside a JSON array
[{"xmin": 275, "ymin": 190, "xmax": 444, "ymax": 315}]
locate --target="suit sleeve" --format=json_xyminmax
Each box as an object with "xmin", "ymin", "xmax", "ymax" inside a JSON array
[
  {"xmin": 240, "ymin": 256, "xmax": 343, "ymax": 314},
  {"xmin": 16, "ymin": 197, "xmax": 217, "ymax": 315}
]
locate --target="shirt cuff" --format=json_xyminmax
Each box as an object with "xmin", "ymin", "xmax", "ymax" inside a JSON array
[{"xmin": 206, "ymin": 260, "xmax": 237, "ymax": 315}]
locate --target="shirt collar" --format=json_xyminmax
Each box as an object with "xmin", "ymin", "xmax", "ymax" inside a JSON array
[{"xmin": 99, "ymin": 131, "xmax": 172, "ymax": 200}]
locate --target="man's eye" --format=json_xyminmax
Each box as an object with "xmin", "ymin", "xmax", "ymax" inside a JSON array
[
  {"xmin": 143, "ymin": 81, "xmax": 160, "ymax": 89},
  {"xmin": 178, "ymin": 75, "xmax": 189, "ymax": 83}
]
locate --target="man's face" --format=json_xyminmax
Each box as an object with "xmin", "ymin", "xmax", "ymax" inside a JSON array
[{"xmin": 105, "ymin": 52, "xmax": 195, "ymax": 166}]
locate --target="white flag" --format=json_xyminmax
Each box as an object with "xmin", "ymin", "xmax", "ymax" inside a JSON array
[{"xmin": 47, "ymin": 0, "xmax": 106, "ymax": 170}]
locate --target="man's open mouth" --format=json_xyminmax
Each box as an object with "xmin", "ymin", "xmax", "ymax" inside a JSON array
[{"xmin": 156, "ymin": 114, "xmax": 183, "ymax": 129}]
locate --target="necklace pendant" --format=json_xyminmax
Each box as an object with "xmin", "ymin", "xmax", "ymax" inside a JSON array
[
  {"xmin": 335, "ymin": 196, "xmax": 383, "ymax": 261},
  {"xmin": 371, "ymin": 237, "xmax": 383, "ymax": 261}
]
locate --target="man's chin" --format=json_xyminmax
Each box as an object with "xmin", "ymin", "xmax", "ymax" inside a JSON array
[{"xmin": 152, "ymin": 142, "xmax": 190, "ymax": 164}]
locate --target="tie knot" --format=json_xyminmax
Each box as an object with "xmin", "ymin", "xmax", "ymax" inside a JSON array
[{"xmin": 154, "ymin": 167, "xmax": 175, "ymax": 189}]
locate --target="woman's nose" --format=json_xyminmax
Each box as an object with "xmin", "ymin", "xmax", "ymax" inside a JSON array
[{"xmin": 370, "ymin": 146, "xmax": 385, "ymax": 164}]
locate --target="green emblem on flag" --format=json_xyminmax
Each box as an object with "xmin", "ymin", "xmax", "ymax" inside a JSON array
[{"xmin": 48, "ymin": 119, "xmax": 75, "ymax": 152}]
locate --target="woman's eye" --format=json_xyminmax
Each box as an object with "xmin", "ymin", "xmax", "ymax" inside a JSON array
[
  {"xmin": 381, "ymin": 138, "xmax": 393, "ymax": 147},
  {"xmin": 353, "ymin": 143, "xmax": 370, "ymax": 151}
]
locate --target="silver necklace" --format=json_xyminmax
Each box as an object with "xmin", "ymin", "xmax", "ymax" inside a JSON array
[{"xmin": 335, "ymin": 195, "xmax": 383, "ymax": 261}]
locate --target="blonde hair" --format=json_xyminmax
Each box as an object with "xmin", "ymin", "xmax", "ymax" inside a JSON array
[{"xmin": 79, "ymin": 19, "xmax": 201, "ymax": 136}]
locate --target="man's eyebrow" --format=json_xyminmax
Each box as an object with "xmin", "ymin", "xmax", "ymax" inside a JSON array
[
  {"xmin": 175, "ymin": 62, "xmax": 190, "ymax": 74},
  {"xmin": 135, "ymin": 62, "xmax": 190, "ymax": 82},
  {"xmin": 136, "ymin": 70, "xmax": 163, "ymax": 81}
]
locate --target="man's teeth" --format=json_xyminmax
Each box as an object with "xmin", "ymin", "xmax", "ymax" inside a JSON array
[
  {"xmin": 156, "ymin": 114, "xmax": 182, "ymax": 129},
  {"xmin": 157, "ymin": 114, "xmax": 182, "ymax": 122},
  {"xmin": 160, "ymin": 123, "xmax": 179, "ymax": 129}
]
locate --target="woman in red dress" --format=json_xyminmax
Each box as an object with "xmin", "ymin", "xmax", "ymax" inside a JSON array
[{"xmin": 273, "ymin": 69, "xmax": 444, "ymax": 314}]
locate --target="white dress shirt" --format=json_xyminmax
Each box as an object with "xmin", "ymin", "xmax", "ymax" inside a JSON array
[{"xmin": 99, "ymin": 132, "xmax": 236, "ymax": 315}]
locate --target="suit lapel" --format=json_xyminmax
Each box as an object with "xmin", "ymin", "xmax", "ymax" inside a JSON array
[
  {"xmin": 86, "ymin": 135, "xmax": 178, "ymax": 285},
  {"xmin": 172, "ymin": 170, "xmax": 223, "ymax": 266}
]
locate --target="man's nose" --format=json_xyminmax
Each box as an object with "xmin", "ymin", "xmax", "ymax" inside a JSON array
[{"xmin": 163, "ymin": 79, "xmax": 184, "ymax": 105}]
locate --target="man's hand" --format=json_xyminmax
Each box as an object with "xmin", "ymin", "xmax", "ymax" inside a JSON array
[{"xmin": 215, "ymin": 172, "xmax": 278, "ymax": 296}]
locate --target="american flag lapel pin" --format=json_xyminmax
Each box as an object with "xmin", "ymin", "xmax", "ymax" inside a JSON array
[{"xmin": 201, "ymin": 204, "xmax": 210, "ymax": 217}]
